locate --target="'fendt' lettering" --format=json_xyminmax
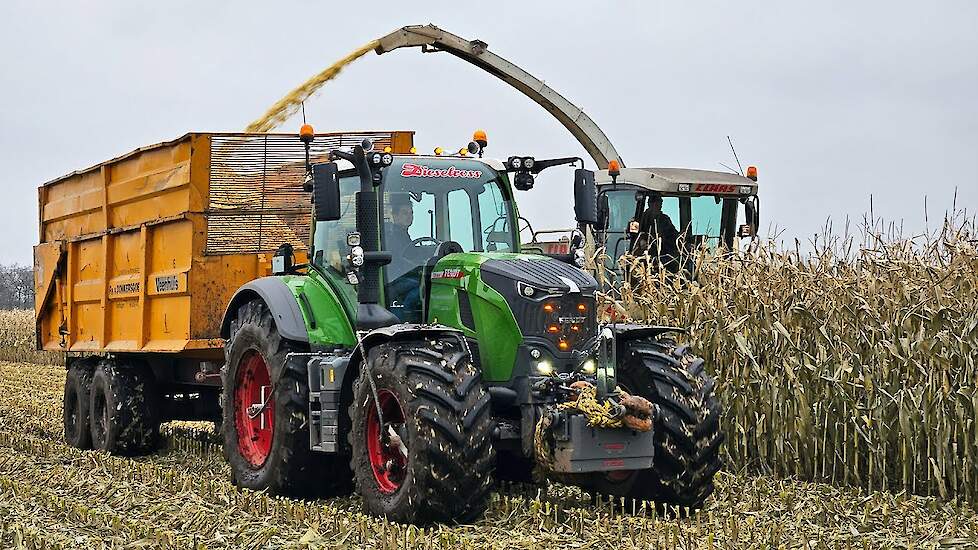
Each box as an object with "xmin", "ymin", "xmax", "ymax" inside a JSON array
[{"xmin": 401, "ymin": 163, "xmax": 482, "ymax": 179}]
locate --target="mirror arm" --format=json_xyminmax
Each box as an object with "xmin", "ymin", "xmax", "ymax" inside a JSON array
[{"xmin": 529, "ymin": 156, "xmax": 584, "ymax": 174}]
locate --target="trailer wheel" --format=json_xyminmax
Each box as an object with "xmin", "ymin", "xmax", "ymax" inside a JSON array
[
  {"xmin": 63, "ymin": 360, "xmax": 96, "ymax": 449},
  {"xmin": 89, "ymin": 360, "xmax": 161, "ymax": 455},
  {"xmin": 584, "ymin": 339, "xmax": 723, "ymax": 511},
  {"xmin": 349, "ymin": 335, "xmax": 494, "ymax": 524},
  {"xmin": 221, "ymin": 299, "xmax": 351, "ymax": 497}
]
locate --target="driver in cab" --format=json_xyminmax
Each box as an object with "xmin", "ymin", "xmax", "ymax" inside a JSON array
[
  {"xmin": 386, "ymin": 193, "xmax": 414, "ymax": 279},
  {"xmin": 385, "ymin": 193, "xmax": 423, "ymax": 321},
  {"xmin": 633, "ymin": 193, "xmax": 680, "ymax": 272}
]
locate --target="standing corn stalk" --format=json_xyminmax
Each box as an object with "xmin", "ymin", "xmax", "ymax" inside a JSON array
[{"xmin": 598, "ymin": 217, "xmax": 978, "ymax": 502}]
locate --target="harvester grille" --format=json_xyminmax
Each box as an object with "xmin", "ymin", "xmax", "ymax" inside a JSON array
[{"xmin": 205, "ymin": 132, "xmax": 396, "ymax": 255}]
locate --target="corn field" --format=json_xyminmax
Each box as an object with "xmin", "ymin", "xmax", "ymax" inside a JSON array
[
  {"xmin": 599, "ymin": 216, "xmax": 978, "ymax": 503},
  {"xmin": 2, "ymin": 221, "xmax": 978, "ymax": 547},
  {"xmin": 0, "ymin": 309, "xmax": 61, "ymax": 365},
  {"xmin": 0, "ymin": 361, "xmax": 976, "ymax": 549}
]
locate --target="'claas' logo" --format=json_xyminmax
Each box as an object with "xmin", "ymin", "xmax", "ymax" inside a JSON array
[
  {"xmin": 401, "ymin": 163, "xmax": 482, "ymax": 179},
  {"xmin": 694, "ymin": 184, "xmax": 736, "ymax": 193}
]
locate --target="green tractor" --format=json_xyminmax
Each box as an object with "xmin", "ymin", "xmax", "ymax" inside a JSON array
[{"xmin": 219, "ymin": 134, "xmax": 724, "ymax": 523}]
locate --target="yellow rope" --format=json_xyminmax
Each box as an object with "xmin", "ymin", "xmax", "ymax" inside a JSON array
[
  {"xmin": 557, "ymin": 384, "xmax": 624, "ymax": 429},
  {"xmin": 533, "ymin": 382, "xmax": 655, "ymax": 472},
  {"xmin": 245, "ymin": 39, "xmax": 381, "ymax": 133}
]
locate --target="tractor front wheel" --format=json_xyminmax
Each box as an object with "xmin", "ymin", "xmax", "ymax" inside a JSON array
[
  {"xmin": 584, "ymin": 339, "xmax": 724, "ymax": 510},
  {"xmin": 349, "ymin": 335, "xmax": 494, "ymax": 524}
]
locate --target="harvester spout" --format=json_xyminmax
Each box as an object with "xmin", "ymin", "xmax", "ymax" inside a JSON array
[{"xmin": 374, "ymin": 24, "xmax": 623, "ymax": 170}]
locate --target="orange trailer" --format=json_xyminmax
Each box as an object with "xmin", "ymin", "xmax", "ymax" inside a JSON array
[{"xmin": 34, "ymin": 131, "xmax": 412, "ymax": 432}]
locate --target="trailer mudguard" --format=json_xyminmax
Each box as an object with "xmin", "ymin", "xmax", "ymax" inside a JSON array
[{"xmin": 220, "ymin": 277, "xmax": 309, "ymax": 343}]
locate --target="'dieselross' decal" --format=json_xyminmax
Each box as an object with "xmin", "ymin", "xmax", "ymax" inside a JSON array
[{"xmin": 401, "ymin": 163, "xmax": 482, "ymax": 179}]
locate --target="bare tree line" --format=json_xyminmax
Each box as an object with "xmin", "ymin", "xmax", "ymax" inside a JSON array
[{"xmin": 0, "ymin": 264, "xmax": 34, "ymax": 310}]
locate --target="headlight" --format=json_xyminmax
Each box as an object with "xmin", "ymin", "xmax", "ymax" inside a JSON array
[
  {"xmin": 581, "ymin": 359, "xmax": 596, "ymax": 374},
  {"xmin": 349, "ymin": 246, "xmax": 365, "ymax": 267},
  {"xmin": 678, "ymin": 183, "xmax": 691, "ymax": 192},
  {"xmin": 509, "ymin": 156, "xmax": 523, "ymax": 170},
  {"xmin": 535, "ymin": 360, "xmax": 554, "ymax": 376},
  {"xmin": 381, "ymin": 153, "xmax": 394, "ymax": 166},
  {"xmin": 371, "ymin": 153, "xmax": 382, "ymax": 165},
  {"xmin": 523, "ymin": 157, "xmax": 535, "ymax": 170},
  {"xmin": 573, "ymin": 248, "xmax": 586, "ymax": 268}
]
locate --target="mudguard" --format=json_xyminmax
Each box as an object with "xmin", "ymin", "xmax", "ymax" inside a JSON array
[
  {"xmin": 220, "ymin": 277, "xmax": 309, "ymax": 343},
  {"xmin": 348, "ymin": 323, "xmax": 466, "ymax": 368},
  {"xmin": 607, "ymin": 323, "xmax": 684, "ymax": 345}
]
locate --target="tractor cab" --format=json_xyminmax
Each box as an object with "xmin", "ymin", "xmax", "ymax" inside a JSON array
[{"xmin": 592, "ymin": 164, "xmax": 760, "ymax": 278}]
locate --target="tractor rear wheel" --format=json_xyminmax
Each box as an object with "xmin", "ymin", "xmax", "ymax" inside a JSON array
[
  {"xmin": 63, "ymin": 359, "xmax": 95, "ymax": 449},
  {"xmin": 584, "ymin": 339, "xmax": 723, "ymax": 510},
  {"xmin": 222, "ymin": 298, "xmax": 351, "ymax": 497},
  {"xmin": 89, "ymin": 359, "xmax": 161, "ymax": 455},
  {"xmin": 349, "ymin": 335, "xmax": 494, "ymax": 524}
]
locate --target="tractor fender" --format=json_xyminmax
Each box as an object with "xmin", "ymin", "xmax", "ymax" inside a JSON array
[
  {"xmin": 220, "ymin": 277, "xmax": 309, "ymax": 343},
  {"xmin": 608, "ymin": 323, "xmax": 685, "ymax": 347},
  {"xmin": 340, "ymin": 324, "xmax": 467, "ymax": 407},
  {"xmin": 347, "ymin": 323, "xmax": 466, "ymax": 370}
]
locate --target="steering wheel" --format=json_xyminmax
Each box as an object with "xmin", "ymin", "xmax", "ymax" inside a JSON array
[{"xmin": 411, "ymin": 236, "xmax": 441, "ymax": 247}]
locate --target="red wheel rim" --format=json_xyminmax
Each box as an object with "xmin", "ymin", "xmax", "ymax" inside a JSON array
[
  {"xmin": 234, "ymin": 350, "xmax": 274, "ymax": 467},
  {"xmin": 366, "ymin": 390, "xmax": 407, "ymax": 494}
]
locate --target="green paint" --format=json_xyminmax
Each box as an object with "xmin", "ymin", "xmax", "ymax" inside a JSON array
[
  {"xmin": 282, "ymin": 269, "xmax": 357, "ymax": 347},
  {"xmin": 427, "ymin": 252, "xmax": 544, "ymax": 382}
]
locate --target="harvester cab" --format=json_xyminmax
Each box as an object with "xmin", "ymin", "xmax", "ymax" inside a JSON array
[
  {"xmin": 211, "ymin": 129, "xmax": 723, "ymax": 524},
  {"xmin": 589, "ymin": 164, "xmax": 760, "ymax": 281}
]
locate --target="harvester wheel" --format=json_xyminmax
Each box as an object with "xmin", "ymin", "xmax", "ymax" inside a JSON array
[
  {"xmin": 585, "ymin": 339, "xmax": 723, "ymax": 510},
  {"xmin": 348, "ymin": 335, "xmax": 494, "ymax": 523},
  {"xmin": 89, "ymin": 360, "xmax": 161, "ymax": 455},
  {"xmin": 221, "ymin": 299, "xmax": 351, "ymax": 497},
  {"xmin": 63, "ymin": 360, "xmax": 96, "ymax": 449}
]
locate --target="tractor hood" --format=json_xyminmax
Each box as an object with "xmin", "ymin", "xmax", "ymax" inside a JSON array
[
  {"xmin": 426, "ymin": 252, "xmax": 599, "ymax": 382},
  {"xmin": 478, "ymin": 256, "xmax": 597, "ymax": 295}
]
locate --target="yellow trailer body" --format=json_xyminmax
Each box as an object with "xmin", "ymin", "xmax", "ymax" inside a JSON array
[{"xmin": 35, "ymin": 131, "xmax": 413, "ymax": 357}]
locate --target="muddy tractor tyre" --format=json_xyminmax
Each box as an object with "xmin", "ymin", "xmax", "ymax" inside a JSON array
[
  {"xmin": 89, "ymin": 360, "xmax": 161, "ymax": 455},
  {"xmin": 586, "ymin": 339, "xmax": 723, "ymax": 510},
  {"xmin": 221, "ymin": 298, "xmax": 351, "ymax": 497},
  {"xmin": 349, "ymin": 336, "xmax": 494, "ymax": 524},
  {"xmin": 63, "ymin": 359, "xmax": 96, "ymax": 449}
]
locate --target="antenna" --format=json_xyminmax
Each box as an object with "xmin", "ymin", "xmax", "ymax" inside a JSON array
[
  {"xmin": 718, "ymin": 162, "xmax": 739, "ymax": 174},
  {"xmin": 727, "ymin": 136, "xmax": 744, "ymax": 176},
  {"xmin": 301, "ymin": 101, "xmax": 307, "ymax": 125}
]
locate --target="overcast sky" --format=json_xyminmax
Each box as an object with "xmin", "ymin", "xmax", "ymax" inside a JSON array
[{"xmin": 1, "ymin": 1, "xmax": 975, "ymax": 265}]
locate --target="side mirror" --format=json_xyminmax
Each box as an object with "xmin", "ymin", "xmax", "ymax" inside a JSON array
[
  {"xmin": 597, "ymin": 193, "xmax": 609, "ymax": 230},
  {"xmin": 312, "ymin": 162, "xmax": 341, "ymax": 222},
  {"xmin": 573, "ymin": 169, "xmax": 598, "ymax": 226}
]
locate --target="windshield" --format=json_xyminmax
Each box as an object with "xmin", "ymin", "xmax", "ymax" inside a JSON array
[
  {"xmin": 601, "ymin": 188, "xmax": 725, "ymax": 271},
  {"xmin": 382, "ymin": 158, "xmax": 516, "ymax": 322}
]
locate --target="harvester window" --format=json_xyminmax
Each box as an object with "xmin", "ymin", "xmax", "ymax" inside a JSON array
[{"xmin": 688, "ymin": 196, "xmax": 723, "ymax": 248}]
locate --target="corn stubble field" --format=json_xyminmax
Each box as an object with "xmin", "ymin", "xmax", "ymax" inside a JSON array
[{"xmin": 2, "ymin": 222, "xmax": 978, "ymax": 548}]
